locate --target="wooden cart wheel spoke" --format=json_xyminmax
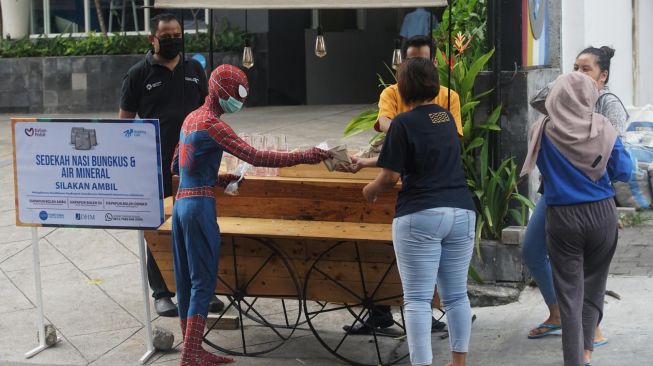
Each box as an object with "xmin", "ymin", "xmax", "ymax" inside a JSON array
[
  {"xmin": 370, "ymin": 259, "xmax": 397, "ymax": 299},
  {"xmin": 240, "ymin": 298, "xmax": 290, "ymax": 341},
  {"xmin": 217, "ymin": 274, "xmax": 236, "ymax": 293},
  {"xmin": 241, "ymin": 252, "xmax": 276, "ymax": 292},
  {"xmin": 353, "ymin": 242, "xmax": 369, "ymax": 298},
  {"xmin": 305, "ymin": 302, "xmax": 363, "ymax": 317},
  {"xmin": 240, "ymin": 296, "xmax": 259, "ymax": 317},
  {"xmin": 231, "ymin": 238, "xmax": 241, "ymax": 289},
  {"xmin": 313, "ymin": 266, "xmax": 364, "ymax": 302},
  {"xmin": 203, "ymin": 300, "xmax": 236, "ymax": 338},
  {"xmin": 281, "ymin": 299, "xmax": 290, "ymax": 327},
  {"xmin": 237, "ymin": 299, "xmax": 247, "ymax": 354},
  {"xmin": 334, "ymin": 307, "xmax": 369, "ymax": 353}
]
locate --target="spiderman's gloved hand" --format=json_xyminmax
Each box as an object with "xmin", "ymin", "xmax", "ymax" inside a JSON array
[
  {"xmin": 217, "ymin": 173, "xmax": 244, "ymax": 189},
  {"xmin": 299, "ymin": 147, "xmax": 332, "ymax": 164}
]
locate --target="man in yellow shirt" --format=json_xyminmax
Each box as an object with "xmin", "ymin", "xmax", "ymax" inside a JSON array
[
  {"xmin": 375, "ymin": 36, "xmax": 462, "ymax": 136},
  {"xmin": 342, "ymin": 36, "xmax": 459, "ymax": 334},
  {"xmin": 346, "ymin": 35, "xmax": 461, "ymax": 168}
]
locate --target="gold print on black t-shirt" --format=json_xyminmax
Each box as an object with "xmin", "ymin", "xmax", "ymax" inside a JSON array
[{"xmin": 429, "ymin": 112, "xmax": 450, "ymax": 124}]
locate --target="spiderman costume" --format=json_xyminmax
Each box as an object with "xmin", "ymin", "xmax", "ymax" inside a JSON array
[{"xmin": 170, "ymin": 64, "xmax": 330, "ymax": 365}]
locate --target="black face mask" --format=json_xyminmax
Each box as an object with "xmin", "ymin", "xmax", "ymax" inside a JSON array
[{"xmin": 156, "ymin": 37, "xmax": 182, "ymax": 60}]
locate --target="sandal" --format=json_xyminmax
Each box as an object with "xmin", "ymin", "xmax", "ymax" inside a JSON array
[{"xmin": 527, "ymin": 323, "xmax": 562, "ymax": 339}]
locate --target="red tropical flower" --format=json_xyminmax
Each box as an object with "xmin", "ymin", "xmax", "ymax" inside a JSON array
[{"xmin": 453, "ymin": 32, "xmax": 473, "ymax": 55}]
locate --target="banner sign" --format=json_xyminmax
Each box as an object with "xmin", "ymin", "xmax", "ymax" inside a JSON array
[{"xmin": 12, "ymin": 118, "xmax": 164, "ymax": 229}]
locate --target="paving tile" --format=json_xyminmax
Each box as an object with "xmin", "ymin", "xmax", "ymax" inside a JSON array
[
  {"xmin": 0, "ymin": 209, "xmax": 19, "ymax": 227},
  {"xmin": 68, "ymin": 327, "xmax": 141, "ymax": 363},
  {"xmin": 105, "ymin": 229, "xmax": 140, "ymax": 257},
  {"xmin": 0, "ymin": 239, "xmax": 68, "ymax": 272},
  {"xmin": 0, "ymin": 269, "xmax": 33, "ymax": 314},
  {"xmin": 6, "ymin": 262, "xmax": 141, "ymax": 337},
  {"xmin": 46, "ymin": 228, "xmax": 138, "ymax": 271},
  {"xmin": 0, "ymin": 239, "xmax": 30, "ymax": 265},
  {"xmin": 0, "ymin": 308, "xmax": 87, "ymax": 365},
  {"xmin": 87, "ymin": 327, "xmax": 159, "ymax": 366},
  {"xmin": 86, "ymin": 262, "xmax": 156, "ymax": 323}
]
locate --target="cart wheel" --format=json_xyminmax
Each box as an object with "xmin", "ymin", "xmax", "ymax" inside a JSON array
[
  {"xmin": 203, "ymin": 237, "xmax": 301, "ymax": 356},
  {"xmin": 241, "ymin": 299, "xmax": 328, "ymax": 328},
  {"xmin": 303, "ymin": 241, "xmax": 409, "ymax": 366}
]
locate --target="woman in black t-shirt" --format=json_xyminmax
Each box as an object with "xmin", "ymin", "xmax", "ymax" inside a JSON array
[{"xmin": 363, "ymin": 57, "xmax": 476, "ymax": 366}]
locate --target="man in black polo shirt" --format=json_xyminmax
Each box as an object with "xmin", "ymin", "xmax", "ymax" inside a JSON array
[{"xmin": 119, "ymin": 13, "xmax": 223, "ymax": 317}]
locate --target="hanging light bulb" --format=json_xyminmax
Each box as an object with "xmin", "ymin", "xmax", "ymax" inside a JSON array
[
  {"xmin": 242, "ymin": 37, "xmax": 254, "ymax": 69},
  {"xmin": 391, "ymin": 39, "xmax": 402, "ymax": 70},
  {"xmin": 315, "ymin": 26, "xmax": 327, "ymax": 58}
]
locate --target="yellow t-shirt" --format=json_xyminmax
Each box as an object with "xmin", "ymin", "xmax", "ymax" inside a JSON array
[{"xmin": 376, "ymin": 84, "xmax": 463, "ymax": 137}]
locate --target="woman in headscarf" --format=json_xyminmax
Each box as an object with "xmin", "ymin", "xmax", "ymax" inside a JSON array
[
  {"xmin": 523, "ymin": 46, "xmax": 628, "ymax": 344},
  {"xmin": 521, "ymin": 72, "xmax": 631, "ymax": 366}
]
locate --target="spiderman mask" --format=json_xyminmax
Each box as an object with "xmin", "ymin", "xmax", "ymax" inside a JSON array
[{"xmin": 208, "ymin": 65, "xmax": 249, "ymax": 115}]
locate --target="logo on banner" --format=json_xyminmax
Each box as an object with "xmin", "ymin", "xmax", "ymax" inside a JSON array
[
  {"xmin": 38, "ymin": 210, "xmax": 63, "ymax": 220},
  {"xmin": 105, "ymin": 213, "xmax": 113, "ymax": 221},
  {"xmin": 123, "ymin": 129, "xmax": 147, "ymax": 138},
  {"xmin": 75, "ymin": 213, "xmax": 95, "ymax": 221},
  {"xmin": 25, "ymin": 127, "xmax": 46, "ymax": 137}
]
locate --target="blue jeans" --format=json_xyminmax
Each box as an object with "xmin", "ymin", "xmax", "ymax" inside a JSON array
[
  {"xmin": 522, "ymin": 197, "xmax": 558, "ymax": 306},
  {"xmin": 393, "ymin": 207, "xmax": 475, "ymax": 366}
]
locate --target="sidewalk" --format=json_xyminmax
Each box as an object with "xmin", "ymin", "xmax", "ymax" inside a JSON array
[{"xmin": 1, "ymin": 107, "xmax": 652, "ymax": 366}]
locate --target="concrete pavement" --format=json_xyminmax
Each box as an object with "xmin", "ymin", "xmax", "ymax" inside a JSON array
[{"xmin": 0, "ymin": 107, "xmax": 652, "ymax": 366}]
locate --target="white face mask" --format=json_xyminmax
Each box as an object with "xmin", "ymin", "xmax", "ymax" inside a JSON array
[{"xmin": 215, "ymin": 83, "xmax": 248, "ymax": 113}]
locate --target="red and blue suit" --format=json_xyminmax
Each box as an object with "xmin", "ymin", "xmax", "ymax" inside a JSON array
[{"xmin": 170, "ymin": 64, "xmax": 330, "ymax": 365}]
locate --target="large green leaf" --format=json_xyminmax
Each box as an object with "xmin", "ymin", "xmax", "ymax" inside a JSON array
[
  {"xmin": 464, "ymin": 137, "xmax": 484, "ymax": 154},
  {"xmin": 461, "ymin": 48, "xmax": 495, "ymax": 96},
  {"xmin": 461, "ymin": 101, "xmax": 481, "ymax": 115},
  {"xmin": 343, "ymin": 109, "xmax": 378, "ymax": 138}
]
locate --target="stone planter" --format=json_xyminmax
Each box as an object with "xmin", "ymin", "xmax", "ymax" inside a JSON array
[
  {"xmin": 468, "ymin": 226, "xmax": 527, "ymax": 307},
  {"xmin": 0, "ymin": 52, "xmax": 242, "ymax": 114}
]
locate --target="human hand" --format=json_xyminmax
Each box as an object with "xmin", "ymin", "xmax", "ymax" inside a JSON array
[
  {"xmin": 301, "ymin": 147, "xmax": 332, "ymax": 164},
  {"xmin": 217, "ymin": 173, "xmax": 244, "ymax": 189},
  {"xmin": 362, "ymin": 183, "xmax": 377, "ymax": 203}
]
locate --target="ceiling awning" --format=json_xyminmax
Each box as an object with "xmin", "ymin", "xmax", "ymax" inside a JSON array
[{"xmin": 154, "ymin": 1, "xmax": 447, "ymax": 10}]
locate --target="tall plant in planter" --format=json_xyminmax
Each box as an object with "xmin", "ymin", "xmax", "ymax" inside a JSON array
[{"xmin": 436, "ymin": 33, "xmax": 533, "ymax": 251}]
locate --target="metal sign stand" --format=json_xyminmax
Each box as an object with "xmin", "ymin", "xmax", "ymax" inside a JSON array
[
  {"xmin": 25, "ymin": 227, "xmax": 61, "ymax": 359},
  {"xmin": 137, "ymin": 230, "xmax": 156, "ymax": 364},
  {"xmin": 24, "ymin": 228, "xmax": 157, "ymax": 363}
]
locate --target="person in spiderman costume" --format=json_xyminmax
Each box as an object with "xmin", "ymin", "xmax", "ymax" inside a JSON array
[{"xmin": 171, "ymin": 64, "xmax": 331, "ymax": 365}]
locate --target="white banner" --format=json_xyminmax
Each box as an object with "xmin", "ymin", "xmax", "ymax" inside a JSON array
[
  {"xmin": 154, "ymin": 0, "xmax": 447, "ymax": 9},
  {"xmin": 12, "ymin": 119, "xmax": 165, "ymax": 229}
]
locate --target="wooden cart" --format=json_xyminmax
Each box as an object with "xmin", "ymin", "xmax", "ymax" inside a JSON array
[{"xmin": 145, "ymin": 165, "xmax": 442, "ymax": 366}]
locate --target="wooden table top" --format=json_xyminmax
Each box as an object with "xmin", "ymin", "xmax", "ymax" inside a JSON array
[{"xmin": 159, "ymin": 216, "xmax": 392, "ymax": 242}]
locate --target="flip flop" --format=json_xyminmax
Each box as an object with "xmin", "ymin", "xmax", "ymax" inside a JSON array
[
  {"xmin": 527, "ymin": 323, "xmax": 562, "ymax": 339},
  {"xmin": 593, "ymin": 338, "xmax": 609, "ymax": 348}
]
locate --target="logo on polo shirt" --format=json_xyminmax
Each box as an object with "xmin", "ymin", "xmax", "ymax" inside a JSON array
[
  {"xmin": 146, "ymin": 81, "xmax": 163, "ymax": 91},
  {"xmin": 429, "ymin": 112, "xmax": 450, "ymax": 124},
  {"xmin": 185, "ymin": 77, "xmax": 200, "ymax": 85}
]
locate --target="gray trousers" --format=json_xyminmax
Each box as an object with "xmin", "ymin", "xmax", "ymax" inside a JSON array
[{"xmin": 546, "ymin": 198, "xmax": 618, "ymax": 366}]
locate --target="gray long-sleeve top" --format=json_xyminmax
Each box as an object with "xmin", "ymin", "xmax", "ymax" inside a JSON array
[{"xmin": 530, "ymin": 82, "xmax": 629, "ymax": 135}]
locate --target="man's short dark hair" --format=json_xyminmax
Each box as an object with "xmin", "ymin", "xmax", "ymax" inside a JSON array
[
  {"xmin": 150, "ymin": 13, "xmax": 181, "ymax": 35},
  {"xmin": 397, "ymin": 57, "xmax": 440, "ymax": 105},
  {"xmin": 402, "ymin": 35, "xmax": 436, "ymax": 59}
]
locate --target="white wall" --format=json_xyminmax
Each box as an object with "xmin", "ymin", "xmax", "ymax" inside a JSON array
[
  {"xmin": 561, "ymin": 0, "xmax": 634, "ymax": 105},
  {"xmin": 637, "ymin": 0, "xmax": 653, "ymax": 105}
]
